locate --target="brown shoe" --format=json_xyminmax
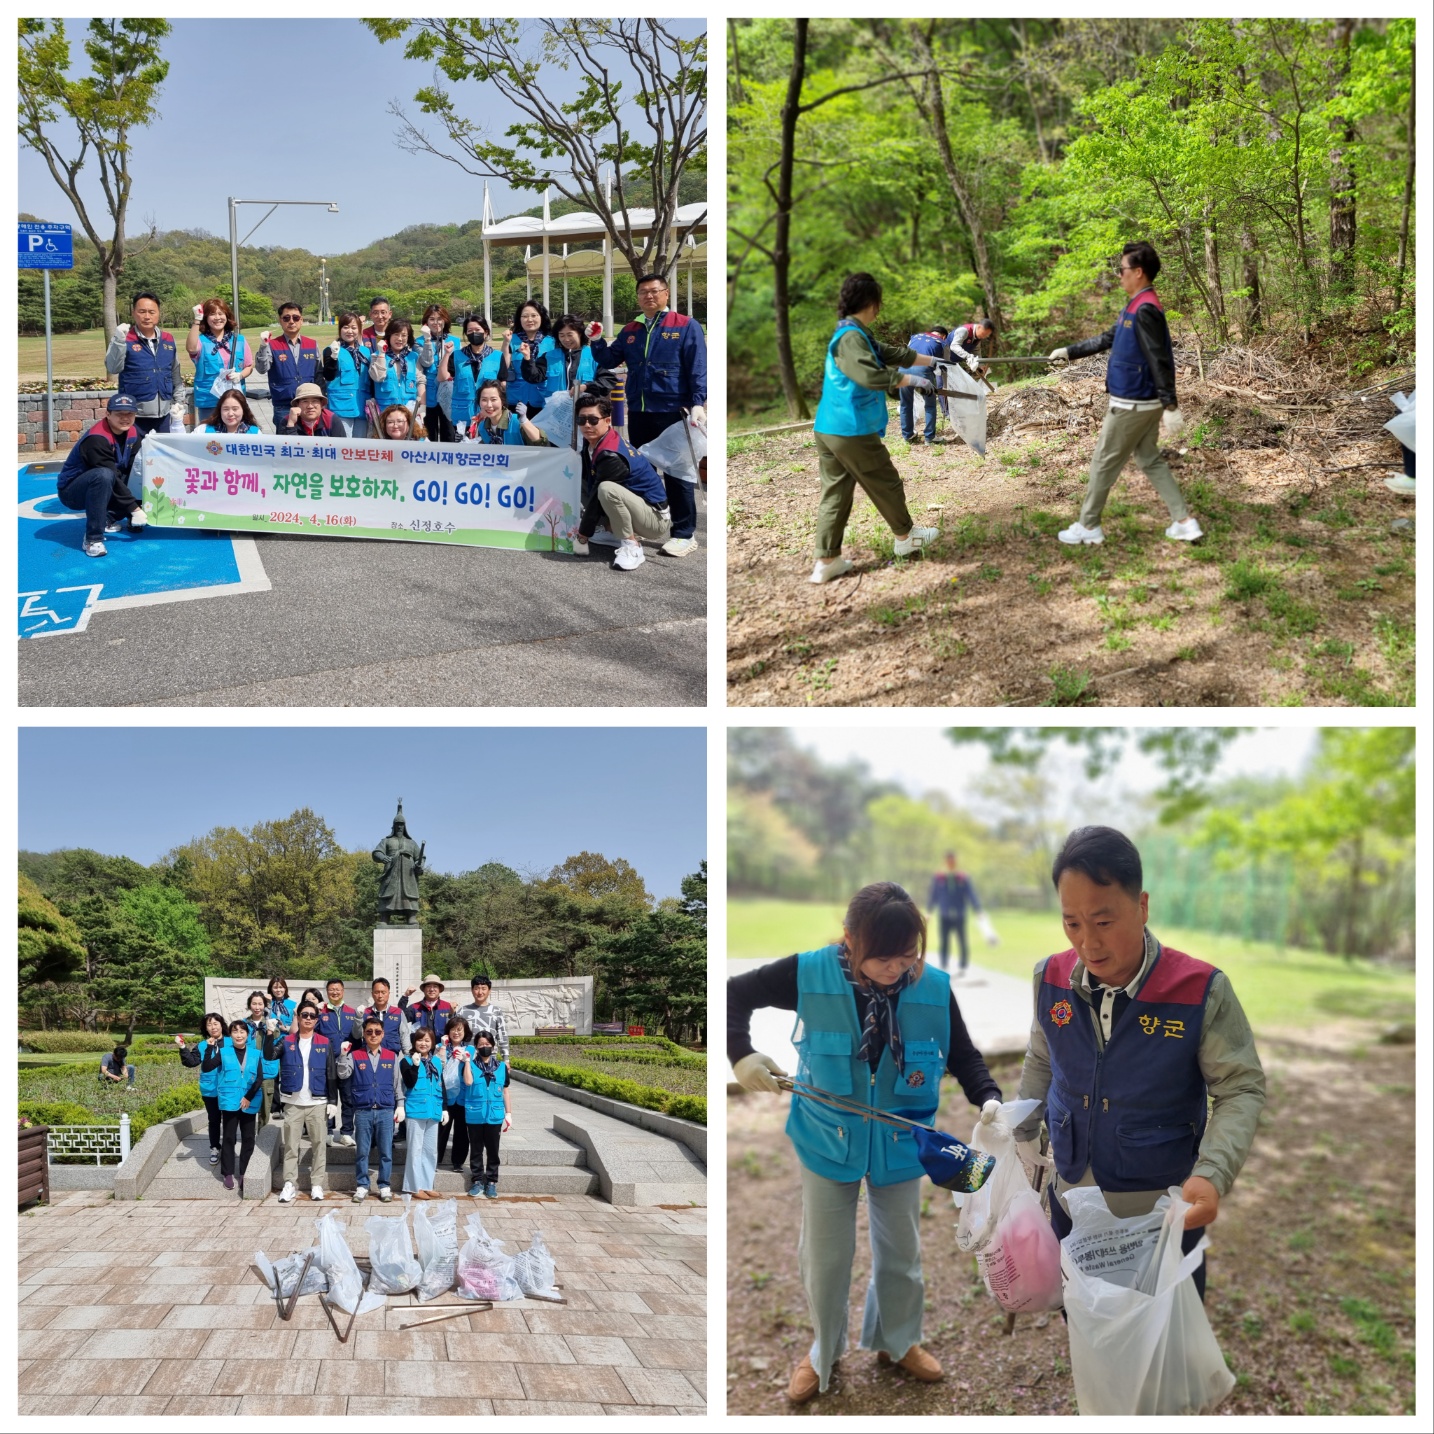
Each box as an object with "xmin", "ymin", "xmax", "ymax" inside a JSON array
[
  {"xmin": 410, "ymin": 1190, "xmax": 430, "ymax": 1200},
  {"xmin": 878, "ymin": 1345, "xmax": 944, "ymax": 1382},
  {"xmin": 786, "ymin": 1354, "xmax": 821, "ymax": 1404}
]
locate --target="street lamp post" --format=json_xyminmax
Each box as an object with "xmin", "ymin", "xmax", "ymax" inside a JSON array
[{"xmin": 227, "ymin": 197, "xmax": 340, "ymax": 332}]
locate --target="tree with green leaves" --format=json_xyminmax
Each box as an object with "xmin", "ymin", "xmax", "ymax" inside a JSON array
[
  {"xmin": 365, "ymin": 19, "xmax": 706, "ymax": 279},
  {"xmin": 18, "ymin": 874, "xmax": 87, "ymax": 994},
  {"xmin": 18, "ymin": 18, "xmax": 171, "ymax": 335}
]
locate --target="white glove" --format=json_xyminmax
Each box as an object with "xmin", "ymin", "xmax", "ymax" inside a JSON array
[
  {"xmin": 979, "ymin": 1098, "xmax": 1002, "ymax": 1126},
  {"xmin": 329, "ymin": 340, "xmax": 341, "ymax": 357},
  {"xmin": 733, "ymin": 1051, "xmax": 787, "ymax": 1093},
  {"xmin": 440, "ymin": 1110, "xmax": 450, "ymax": 1127},
  {"xmin": 516, "ymin": 402, "xmax": 528, "ymax": 417},
  {"xmin": 966, "ymin": 354, "xmax": 983, "ymax": 374},
  {"xmin": 1048, "ymin": 347, "xmax": 1069, "ymax": 362},
  {"xmin": 501, "ymin": 1114, "xmax": 512, "ymax": 1133},
  {"xmin": 689, "ymin": 405, "xmax": 706, "ymax": 428},
  {"xmin": 978, "ymin": 912, "xmax": 999, "ymax": 947},
  {"xmin": 585, "ymin": 321, "xmax": 603, "ymax": 340},
  {"xmin": 1161, "ymin": 407, "xmax": 1186, "ymax": 439},
  {"xmin": 1016, "ymin": 1138, "xmax": 1052, "ymax": 1174},
  {"xmin": 113, "ymin": 325, "xmax": 130, "ymax": 344},
  {"xmin": 326, "ymin": 1103, "xmax": 338, "ymax": 1120},
  {"xmin": 394, "ymin": 1107, "xmax": 405, "ymax": 1124},
  {"xmin": 193, "ymin": 304, "xmax": 205, "ymax": 323}
]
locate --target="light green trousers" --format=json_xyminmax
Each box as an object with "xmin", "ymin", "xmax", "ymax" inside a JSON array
[
  {"xmin": 813, "ymin": 430, "xmax": 915, "ymax": 559},
  {"xmin": 1080, "ymin": 400, "xmax": 1190, "ymax": 528}
]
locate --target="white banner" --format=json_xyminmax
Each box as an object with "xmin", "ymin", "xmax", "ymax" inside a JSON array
[{"xmin": 139, "ymin": 432, "xmax": 582, "ymax": 552}]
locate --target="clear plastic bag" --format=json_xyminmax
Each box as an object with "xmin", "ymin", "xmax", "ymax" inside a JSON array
[
  {"xmin": 1384, "ymin": 390, "xmax": 1416, "ymax": 452},
  {"xmin": 531, "ymin": 392, "xmax": 578, "ymax": 449},
  {"xmin": 255, "ymin": 1246, "xmax": 327, "ymax": 1298},
  {"xmin": 455, "ymin": 1213, "xmax": 523, "ymax": 1302},
  {"xmin": 637, "ymin": 416, "xmax": 707, "ymax": 484},
  {"xmin": 934, "ymin": 360, "xmax": 988, "ymax": 455},
  {"xmin": 315, "ymin": 1211, "xmax": 385, "ymax": 1315},
  {"xmin": 954, "ymin": 1099, "xmax": 1062, "ymax": 1313},
  {"xmin": 1060, "ymin": 1187, "xmax": 1236, "ymax": 1415},
  {"xmin": 413, "ymin": 1198, "xmax": 458, "ymax": 1303},
  {"xmin": 511, "ymin": 1232, "xmax": 559, "ymax": 1299},
  {"xmin": 365, "ymin": 1212, "xmax": 421, "ymax": 1295}
]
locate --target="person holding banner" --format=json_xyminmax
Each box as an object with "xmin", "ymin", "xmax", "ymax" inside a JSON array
[
  {"xmin": 420, "ymin": 305, "xmax": 458, "ymax": 443},
  {"xmin": 380, "ymin": 405, "xmax": 427, "ymax": 441},
  {"xmin": 372, "ymin": 318, "xmax": 425, "ymax": 416},
  {"xmin": 278, "ymin": 383, "xmax": 344, "ymax": 438},
  {"xmin": 320, "ymin": 312, "xmax": 379, "ymax": 437},
  {"xmin": 55, "ymin": 393, "xmax": 148, "ymax": 559},
  {"xmin": 574, "ymin": 393, "xmax": 671, "ymax": 571},
  {"xmin": 204, "ymin": 390, "xmax": 262, "ymax": 436},
  {"xmin": 254, "ymin": 302, "xmax": 326, "ymax": 432},
  {"xmin": 727, "ymin": 881, "xmax": 1003, "ymax": 1404},
  {"xmin": 503, "ymin": 300, "xmax": 557, "ymax": 416},
  {"xmin": 187, "ymin": 299, "xmax": 253, "ymax": 428},
  {"xmin": 105, "ymin": 291, "xmax": 183, "ymax": 438},
  {"xmin": 447, "ymin": 316, "xmax": 503, "ymax": 436}
]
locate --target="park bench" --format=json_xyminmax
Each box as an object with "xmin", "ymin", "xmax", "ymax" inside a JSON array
[{"xmin": 535, "ymin": 1025, "xmax": 576, "ymax": 1037}]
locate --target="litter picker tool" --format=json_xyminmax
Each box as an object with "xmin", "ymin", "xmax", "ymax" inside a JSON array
[{"xmin": 777, "ymin": 1077, "xmax": 997, "ymax": 1193}]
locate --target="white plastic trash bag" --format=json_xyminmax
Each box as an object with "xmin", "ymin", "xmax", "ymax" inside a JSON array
[
  {"xmin": 413, "ymin": 1198, "xmax": 458, "ymax": 1303},
  {"xmin": 1061, "ymin": 1186, "xmax": 1235, "ymax": 1415},
  {"xmin": 255, "ymin": 1247, "xmax": 327, "ymax": 1298},
  {"xmin": 365, "ymin": 1212, "xmax": 421, "ymax": 1294},
  {"xmin": 531, "ymin": 392, "xmax": 578, "ymax": 449},
  {"xmin": 637, "ymin": 416, "xmax": 707, "ymax": 484},
  {"xmin": 935, "ymin": 360, "xmax": 987, "ymax": 456},
  {"xmin": 455, "ymin": 1213, "xmax": 523, "ymax": 1301},
  {"xmin": 954, "ymin": 1099, "xmax": 1062, "ymax": 1314},
  {"xmin": 511, "ymin": 1232, "xmax": 560, "ymax": 1299},
  {"xmin": 1384, "ymin": 390, "xmax": 1416, "ymax": 452},
  {"xmin": 314, "ymin": 1212, "xmax": 386, "ymax": 1315}
]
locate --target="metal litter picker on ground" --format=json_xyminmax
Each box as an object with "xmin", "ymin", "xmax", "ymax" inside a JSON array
[{"xmin": 778, "ymin": 1077, "xmax": 997, "ymax": 1193}]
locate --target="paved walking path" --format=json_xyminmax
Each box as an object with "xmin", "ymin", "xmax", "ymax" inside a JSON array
[{"xmin": 18, "ymin": 1190, "xmax": 706, "ymax": 1416}]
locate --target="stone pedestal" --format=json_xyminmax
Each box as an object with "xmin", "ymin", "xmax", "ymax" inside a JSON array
[{"xmin": 373, "ymin": 925, "xmax": 422, "ymax": 997}]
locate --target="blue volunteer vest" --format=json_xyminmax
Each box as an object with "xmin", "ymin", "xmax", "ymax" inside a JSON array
[
  {"xmin": 1039, "ymin": 941, "xmax": 1215, "ymax": 1193},
  {"xmin": 785, "ymin": 946, "xmax": 951, "ymax": 1186},
  {"xmin": 116, "ymin": 328, "xmax": 177, "ymax": 405},
  {"xmin": 405, "ymin": 1000, "xmax": 453, "ymax": 1039},
  {"xmin": 421, "ymin": 335, "xmax": 452, "ymax": 401},
  {"xmin": 358, "ymin": 1005, "xmax": 404, "ymax": 1051},
  {"xmin": 544, "ymin": 344, "xmax": 597, "ymax": 396},
  {"xmin": 451, "ymin": 346, "xmax": 503, "ymax": 424},
  {"xmin": 462, "ymin": 1059, "xmax": 508, "ymax": 1124},
  {"xmin": 351, "ymin": 1049, "xmax": 399, "ymax": 1109},
  {"xmin": 505, "ymin": 334, "xmax": 557, "ymax": 410},
  {"xmin": 265, "ymin": 335, "xmax": 322, "ymax": 407},
  {"xmin": 403, "ymin": 1054, "xmax": 446, "ymax": 1120},
  {"xmin": 813, "ymin": 320, "xmax": 890, "ymax": 438},
  {"xmin": 1106, "ymin": 289, "xmax": 1171, "ymax": 402},
  {"xmin": 196, "ymin": 1036, "xmax": 228, "ymax": 1098},
  {"xmin": 58, "ymin": 419, "xmax": 141, "ymax": 484},
  {"xmin": 278, "ymin": 1032, "xmax": 332, "ymax": 1098},
  {"xmin": 474, "ymin": 412, "xmax": 526, "ymax": 445},
  {"xmin": 374, "ymin": 346, "xmax": 422, "ymax": 410},
  {"xmin": 317, "ymin": 1004, "xmax": 356, "ymax": 1045},
  {"xmin": 217, "ymin": 1043, "xmax": 263, "ymax": 1112},
  {"xmin": 191, "ymin": 331, "xmax": 249, "ymax": 406},
  {"xmin": 246, "ymin": 1021, "xmax": 281, "ymax": 1079},
  {"xmin": 327, "ymin": 344, "xmax": 374, "ymax": 418},
  {"xmin": 590, "ymin": 429, "xmax": 668, "ymax": 507}
]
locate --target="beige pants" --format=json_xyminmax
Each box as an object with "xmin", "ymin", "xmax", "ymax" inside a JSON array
[
  {"xmin": 597, "ymin": 481, "xmax": 672, "ymax": 543},
  {"xmin": 282, "ymin": 1100, "xmax": 327, "ymax": 1188},
  {"xmin": 1080, "ymin": 400, "xmax": 1190, "ymax": 528}
]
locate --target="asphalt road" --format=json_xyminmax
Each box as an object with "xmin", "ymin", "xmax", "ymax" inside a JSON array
[{"xmin": 20, "ymin": 495, "xmax": 707, "ymax": 708}]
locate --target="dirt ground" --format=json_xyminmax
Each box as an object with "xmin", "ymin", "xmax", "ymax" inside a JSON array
[
  {"xmin": 725, "ymin": 1042, "xmax": 1416, "ymax": 1417},
  {"xmin": 727, "ymin": 351, "xmax": 1415, "ymax": 706}
]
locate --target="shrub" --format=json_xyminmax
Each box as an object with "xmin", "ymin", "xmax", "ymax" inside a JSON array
[
  {"xmin": 16, "ymin": 1101, "xmax": 97, "ymax": 1127},
  {"xmin": 20, "ymin": 1031, "xmax": 122, "ymax": 1054},
  {"xmin": 664, "ymin": 1095, "xmax": 708, "ymax": 1124},
  {"xmin": 509, "ymin": 1057, "xmax": 706, "ymax": 1125}
]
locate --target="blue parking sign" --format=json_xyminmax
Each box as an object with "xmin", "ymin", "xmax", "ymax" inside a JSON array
[{"xmin": 18, "ymin": 222, "xmax": 74, "ymax": 270}]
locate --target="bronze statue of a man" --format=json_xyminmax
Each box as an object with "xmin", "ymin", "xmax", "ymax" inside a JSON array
[{"xmin": 373, "ymin": 800, "xmax": 425, "ymax": 925}]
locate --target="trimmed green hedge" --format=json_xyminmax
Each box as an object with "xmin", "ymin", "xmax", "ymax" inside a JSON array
[
  {"xmin": 510, "ymin": 1057, "xmax": 706, "ymax": 1125},
  {"xmin": 512, "ymin": 1034, "xmax": 704, "ymax": 1061},
  {"xmin": 21, "ymin": 1031, "xmax": 190, "ymax": 1054},
  {"xmin": 18, "ymin": 1082, "xmax": 203, "ymax": 1147}
]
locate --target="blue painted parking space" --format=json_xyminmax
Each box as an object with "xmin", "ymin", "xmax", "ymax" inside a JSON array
[{"xmin": 18, "ymin": 462, "xmax": 263, "ymax": 638}]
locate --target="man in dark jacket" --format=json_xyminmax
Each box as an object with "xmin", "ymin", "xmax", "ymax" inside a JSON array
[
  {"xmin": 277, "ymin": 383, "xmax": 345, "ymax": 437},
  {"xmin": 255, "ymin": 303, "xmax": 326, "ymax": 432},
  {"xmin": 56, "ymin": 393, "xmax": 149, "ymax": 558},
  {"xmin": 574, "ymin": 394, "xmax": 672, "ymax": 572},
  {"xmin": 927, "ymin": 851, "xmax": 984, "ymax": 974},
  {"xmin": 1049, "ymin": 242, "xmax": 1202, "ymax": 546}
]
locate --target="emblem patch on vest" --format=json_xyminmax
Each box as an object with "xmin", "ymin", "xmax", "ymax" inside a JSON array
[
  {"xmin": 1050, "ymin": 1000, "xmax": 1074, "ymax": 1027},
  {"xmin": 906, "ymin": 1070, "xmax": 926, "ymax": 1087}
]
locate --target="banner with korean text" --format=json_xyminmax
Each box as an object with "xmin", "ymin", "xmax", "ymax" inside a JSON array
[{"xmin": 139, "ymin": 432, "xmax": 582, "ymax": 552}]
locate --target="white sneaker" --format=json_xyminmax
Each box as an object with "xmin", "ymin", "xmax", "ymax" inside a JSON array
[
  {"xmin": 104, "ymin": 520, "xmax": 123, "ymax": 534},
  {"xmin": 310, "ymin": 1186, "xmax": 324, "ymax": 1202},
  {"xmin": 129, "ymin": 508, "xmax": 148, "ymax": 529},
  {"xmin": 278, "ymin": 1181, "xmax": 296, "ymax": 1204},
  {"xmin": 894, "ymin": 526, "xmax": 939, "ymax": 556},
  {"xmin": 661, "ymin": 536, "xmax": 699, "ymax": 557},
  {"xmin": 352, "ymin": 1186, "xmax": 367, "ymax": 1203},
  {"xmin": 1058, "ymin": 521, "xmax": 1104, "ymax": 545},
  {"xmin": 1383, "ymin": 475, "xmax": 1416, "ymax": 494},
  {"xmin": 612, "ymin": 539, "xmax": 645, "ymax": 571},
  {"xmin": 337, "ymin": 1133, "xmax": 355, "ymax": 1147},
  {"xmin": 587, "ymin": 526, "xmax": 620, "ymax": 548},
  {"xmin": 209, "ymin": 1147, "xmax": 220, "ymax": 1165},
  {"xmin": 1165, "ymin": 517, "xmax": 1203, "ymax": 542},
  {"xmin": 570, "ymin": 537, "xmax": 590, "ymax": 555},
  {"xmin": 82, "ymin": 539, "xmax": 107, "ymax": 558},
  {"xmin": 377, "ymin": 1185, "xmax": 393, "ymax": 1203},
  {"xmin": 809, "ymin": 556, "xmax": 853, "ymax": 584}
]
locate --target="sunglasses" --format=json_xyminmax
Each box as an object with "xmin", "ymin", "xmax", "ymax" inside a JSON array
[
  {"xmin": 280, "ymin": 313, "xmax": 302, "ymax": 320},
  {"xmin": 577, "ymin": 414, "xmax": 604, "ymax": 426},
  {"xmin": 299, "ymin": 1012, "xmax": 318, "ymax": 1019}
]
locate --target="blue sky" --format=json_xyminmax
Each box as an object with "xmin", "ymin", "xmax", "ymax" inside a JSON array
[
  {"xmin": 18, "ymin": 17, "xmax": 707, "ymax": 254},
  {"xmin": 19, "ymin": 727, "xmax": 706, "ymax": 899}
]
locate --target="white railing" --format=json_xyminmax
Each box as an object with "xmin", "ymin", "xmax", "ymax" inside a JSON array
[{"xmin": 46, "ymin": 1114, "xmax": 131, "ymax": 1166}]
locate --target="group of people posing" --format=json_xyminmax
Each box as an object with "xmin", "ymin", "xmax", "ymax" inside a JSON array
[
  {"xmin": 175, "ymin": 971, "xmax": 513, "ymax": 1203},
  {"xmin": 728, "ymin": 825, "xmax": 1266, "ymax": 1403},
  {"xmin": 68, "ymin": 276, "xmax": 706, "ymax": 569}
]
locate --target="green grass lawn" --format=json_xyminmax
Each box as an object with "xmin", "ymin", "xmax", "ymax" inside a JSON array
[
  {"xmin": 17, "ymin": 1054, "xmax": 199, "ymax": 1116},
  {"xmin": 727, "ymin": 898, "xmax": 1414, "ymax": 1036},
  {"xmin": 20, "ymin": 324, "xmax": 340, "ymax": 383}
]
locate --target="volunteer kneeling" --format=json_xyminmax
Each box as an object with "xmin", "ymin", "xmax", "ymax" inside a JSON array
[
  {"xmin": 1014, "ymin": 826, "xmax": 1266, "ymax": 1298},
  {"xmin": 573, "ymin": 394, "xmax": 671, "ymax": 571},
  {"xmin": 728, "ymin": 881, "xmax": 1002, "ymax": 1404},
  {"xmin": 56, "ymin": 394, "xmax": 149, "ymax": 559}
]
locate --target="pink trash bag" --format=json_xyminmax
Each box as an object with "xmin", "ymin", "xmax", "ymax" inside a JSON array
[{"xmin": 954, "ymin": 1098, "xmax": 1063, "ymax": 1314}]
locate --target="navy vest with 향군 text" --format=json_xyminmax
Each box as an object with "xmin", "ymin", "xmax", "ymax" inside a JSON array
[{"xmin": 1106, "ymin": 290, "xmax": 1171, "ymax": 402}]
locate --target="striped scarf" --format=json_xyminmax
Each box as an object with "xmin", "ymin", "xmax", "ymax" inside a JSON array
[{"xmin": 837, "ymin": 944, "xmax": 916, "ymax": 1076}]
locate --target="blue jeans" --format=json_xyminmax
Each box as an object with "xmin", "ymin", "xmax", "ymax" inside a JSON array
[
  {"xmin": 58, "ymin": 464, "xmax": 139, "ymax": 541},
  {"xmin": 353, "ymin": 1108, "xmax": 394, "ymax": 1189},
  {"xmin": 899, "ymin": 386, "xmax": 936, "ymax": 442}
]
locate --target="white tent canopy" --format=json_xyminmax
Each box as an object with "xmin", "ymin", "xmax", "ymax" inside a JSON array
[
  {"xmin": 524, "ymin": 240, "xmax": 707, "ymax": 316},
  {"xmin": 482, "ymin": 179, "xmax": 706, "ymax": 331}
]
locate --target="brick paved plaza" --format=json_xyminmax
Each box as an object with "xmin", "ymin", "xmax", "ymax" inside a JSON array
[{"xmin": 17, "ymin": 1190, "xmax": 707, "ymax": 1416}]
